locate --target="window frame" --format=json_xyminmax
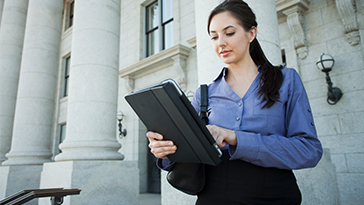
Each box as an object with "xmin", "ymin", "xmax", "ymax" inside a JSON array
[
  {"xmin": 62, "ymin": 55, "xmax": 71, "ymax": 98},
  {"xmin": 57, "ymin": 124, "xmax": 67, "ymax": 154},
  {"xmin": 66, "ymin": 0, "xmax": 74, "ymax": 30},
  {"xmin": 145, "ymin": 0, "xmax": 174, "ymax": 57}
]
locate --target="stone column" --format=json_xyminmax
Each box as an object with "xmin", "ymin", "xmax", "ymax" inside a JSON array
[
  {"xmin": 0, "ymin": 0, "xmax": 28, "ymax": 164},
  {"xmin": 195, "ymin": 0, "xmax": 282, "ymax": 84},
  {"xmin": 2, "ymin": 0, "xmax": 63, "ymax": 166},
  {"xmin": 0, "ymin": 0, "xmax": 62, "ymax": 202},
  {"xmin": 54, "ymin": 0, "xmax": 124, "ymax": 162},
  {"xmin": 0, "ymin": 0, "xmax": 4, "ymax": 28},
  {"xmin": 245, "ymin": 0, "xmax": 281, "ymax": 65},
  {"xmin": 40, "ymin": 1, "xmax": 138, "ymax": 204},
  {"xmin": 194, "ymin": 0, "xmax": 225, "ymax": 85}
]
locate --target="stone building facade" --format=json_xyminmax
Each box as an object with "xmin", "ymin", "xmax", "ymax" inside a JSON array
[{"xmin": 0, "ymin": 0, "xmax": 363, "ymax": 204}]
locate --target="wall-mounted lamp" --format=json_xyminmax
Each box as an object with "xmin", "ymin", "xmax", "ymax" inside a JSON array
[
  {"xmin": 316, "ymin": 53, "xmax": 343, "ymax": 105},
  {"xmin": 117, "ymin": 111, "xmax": 127, "ymax": 138}
]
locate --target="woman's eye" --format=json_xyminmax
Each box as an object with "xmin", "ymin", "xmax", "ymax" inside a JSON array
[
  {"xmin": 227, "ymin": 32, "xmax": 235, "ymax": 36},
  {"xmin": 211, "ymin": 36, "xmax": 218, "ymax": 40}
]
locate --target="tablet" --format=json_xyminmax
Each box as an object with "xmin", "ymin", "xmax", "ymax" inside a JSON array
[{"xmin": 125, "ymin": 79, "xmax": 222, "ymax": 166}]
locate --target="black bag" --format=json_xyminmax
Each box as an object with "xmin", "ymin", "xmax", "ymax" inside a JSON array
[{"xmin": 166, "ymin": 84, "xmax": 209, "ymax": 195}]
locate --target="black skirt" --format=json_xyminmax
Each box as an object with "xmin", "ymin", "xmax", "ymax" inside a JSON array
[{"xmin": 196, "ymin": 150, "xmax": 302, "ymax": 205}]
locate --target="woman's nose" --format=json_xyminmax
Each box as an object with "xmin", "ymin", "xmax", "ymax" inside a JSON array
[{"xmin": 218, "ymin": 37, "xmax": 226, "ymax": 47}]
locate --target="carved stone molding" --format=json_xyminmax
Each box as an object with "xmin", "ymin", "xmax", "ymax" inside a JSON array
[
  {"xmin": 124, "ymin": 75, "xmax": 135, "ymax": 93},
  {"xmin": 119, "ymin": 44, "xmax": 191, "ymax": 92},
  {"xmin": 285, "ymin": 7, "xmax": 308, "ymax": 59},
  {"xmin": 277, "ymin": 0, "xmax": 310, "ymax": 60},
  {"xmin": 172, "ymin": 55, "xmax": 188, "ymax": 91},
  {"xmin": 335, "ymin": 0, "xmax": 360, "ymax": 46}
]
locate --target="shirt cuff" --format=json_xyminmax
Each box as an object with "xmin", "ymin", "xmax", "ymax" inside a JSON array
[
  {"xmin": 157, "ymin": 158, "xmax": 175, "ymax": 171},
  {"xmin": 230, "ymin": 131, "xmax": 260, "ymax": 162}
]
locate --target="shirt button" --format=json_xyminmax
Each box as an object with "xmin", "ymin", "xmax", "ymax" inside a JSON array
[
  {"xmin": 308, "ymin": 109, "xmax": 311, "ymax": 113},
  {"xmin": 311, "ymin": 122, "xmax": 314, "ymax": 126},
  {"xmin": 236, "ymin": 117, "xmax": 240, "ymax": 121},
  {"xmin": 238, "ymin": 102, "xmax": 242, "ymax": 106}
]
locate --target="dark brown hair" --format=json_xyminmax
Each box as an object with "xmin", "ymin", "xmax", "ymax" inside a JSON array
[{"xmin": 208, "ymin": 0, "xmax": 283, "ymax": 108}]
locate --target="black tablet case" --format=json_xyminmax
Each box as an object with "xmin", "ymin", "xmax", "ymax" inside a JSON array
[{"xmin": 125, "ymin": 79, "xmax": 221, "ymax": 166}]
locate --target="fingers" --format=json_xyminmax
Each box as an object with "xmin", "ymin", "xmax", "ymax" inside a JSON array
[
  {"xmin": 146, "ymin": 131, "xmax": 177, "ymax": 159},
  {"xmin": 206, "ymin": 125, "xmax": 237, "ymax": 148},
  {"xmin": 146, "ymin": 131, "xmax": 163, "ymax": 141}
]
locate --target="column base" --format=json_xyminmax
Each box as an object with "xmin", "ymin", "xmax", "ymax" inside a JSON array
[
  {"xmin": 55, "ymin": 140, "xmax": 124, "ymax": 161},
  {"xmin": 2, "ymin": 151, "xmax": 51, "ymax": 166},
  {"xmin": 39, "ymin": 160, "xmax": 139, "ymax": 205},
  {"xmin": 0, "ymin": 165, "xmax": 43, "ymax": 205}
]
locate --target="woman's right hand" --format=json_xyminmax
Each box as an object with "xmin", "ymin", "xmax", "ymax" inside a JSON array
[{"xmin": 146, "ymin": 131, "xmax": 177, "ymax": 159}]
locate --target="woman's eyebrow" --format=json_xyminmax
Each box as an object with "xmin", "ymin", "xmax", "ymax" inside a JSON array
[{"xmin": 210, "ymin": 25, "xmax": 236, "ymax": 33}]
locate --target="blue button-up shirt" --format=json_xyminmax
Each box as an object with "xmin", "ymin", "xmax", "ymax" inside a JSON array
[{"xmin": 159, "ymin": 67, "xmax": 322, "ymax": 170}]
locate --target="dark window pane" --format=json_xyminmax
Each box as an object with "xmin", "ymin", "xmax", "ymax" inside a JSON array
[
  {"xmin": 63, "ymin": 56, "xmax": 70, "ymax": 97},
  {"xmin": 68, "ymin": 1, "xmax": 74, "ymax": 28}
]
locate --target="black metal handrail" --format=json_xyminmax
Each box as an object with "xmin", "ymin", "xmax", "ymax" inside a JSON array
[{"xmin": 0, "ymin": 188, "xmax": 81, "ymax": 205}]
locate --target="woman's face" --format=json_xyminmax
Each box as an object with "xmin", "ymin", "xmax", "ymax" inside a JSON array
[{"xmin": 209, "ymin": 12, "xmax": 255, "ymax": 66}]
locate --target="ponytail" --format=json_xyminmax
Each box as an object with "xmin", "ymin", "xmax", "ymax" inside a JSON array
[{"xmin": 250, "ymin": 38, "xmax": 283, "ymax": 108}]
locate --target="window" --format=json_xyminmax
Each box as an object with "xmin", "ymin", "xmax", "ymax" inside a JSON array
[
  {"xmin": 67, "ymin": 1, "xmax": 74, "ymax": 29},
  {"xmin": 58, "ymin": 124, "xmax": 66, "ymax": 154},
  {"xmin": 145, "ymin": 0, "xmax": 174, "ymax": 57},
  {"xmin": 63, "ymin": 56, "xmax": 71, "ymax": 97}
]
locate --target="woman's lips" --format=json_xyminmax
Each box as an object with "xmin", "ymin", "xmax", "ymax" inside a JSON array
[{"xmin": 220, "ymin": 50, "xmax": 231, "ymax": 57}]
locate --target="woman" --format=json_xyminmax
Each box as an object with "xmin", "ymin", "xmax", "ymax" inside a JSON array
[{"xmin": 147, "ymin": 0, "xmax": 323, "ymax": 204}]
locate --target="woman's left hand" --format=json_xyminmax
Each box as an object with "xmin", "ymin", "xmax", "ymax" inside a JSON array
[{"xmin": 206, "ymin": 125, "xmax": 237, "ymax": 148}]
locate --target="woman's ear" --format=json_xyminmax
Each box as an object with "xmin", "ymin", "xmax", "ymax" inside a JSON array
[{"xmin": 249, "ymin": 26, "xmax": 257, "ymax": 42}]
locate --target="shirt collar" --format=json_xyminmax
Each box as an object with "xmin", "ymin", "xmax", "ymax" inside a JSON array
[
  {"xmin": 213, "ymin": 66, "xmax": 261, "ymax": 82},
  {"xmin": 213, "ymin": 67, "xmax": 227, "ymax": 82}
]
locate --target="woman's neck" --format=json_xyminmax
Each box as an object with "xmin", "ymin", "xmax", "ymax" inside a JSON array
[{"xmin": 225, "ymin": 58, "xmax": 258, "ymax": 82}]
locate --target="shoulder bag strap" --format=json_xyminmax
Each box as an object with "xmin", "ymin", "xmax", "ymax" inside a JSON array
[{"xmin": 200, "ymin": 84, "xmax": 209, "ymax": 125}]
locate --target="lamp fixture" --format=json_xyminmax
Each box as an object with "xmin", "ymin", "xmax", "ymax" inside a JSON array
[
  {"xmin": 117, "ymin": 111, "xmax": 127, "ymax": 138},
  {"xmin": 316, "ymin": 53, "xmax": 343, "ymax": 105}
]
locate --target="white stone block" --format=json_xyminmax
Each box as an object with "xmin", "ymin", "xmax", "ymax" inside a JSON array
[
  {"xmin": 315, "ymin": 114, "xmax": 341, "ymax": 136},
  {"xmin": 331, "ymin": 154, "xmax": 348, "ymax": 173},
  {"xmin": 321, "ymin": 4, "xmax": 340, "ymax": 24},
  {"xmin": 160, "ymin": 171, "xmax": 197, "ymax": 205},
  {"xmin": 337, "ymin": 173, "xmax": 364, "ymax": 205},
  {"xmin": 39, "ymin": 160, "xmax": 139, "ymax": 205},
  {"xmin": 327, "ymin": 37, "xmax": 362, "ymax": 59},
  {"xmin": 346, "ymin": 153, "xmax": 364, "ymax": 173},
  {"xmin": 305, "ymin": 9, "xmax": 323, "ymax": 29},
  {"xmin": 0, "ymin": 165, "xmax": 43, "ymax": 205},
  {"xmin": 340, "ymin": 111, "xmax": 364, "ymax": 134},
  {"xmin": 335, "ymin": 51, "xmax": 364, "ymax": 73},
  {"xmin": 294, "ymin": 149, "xmax": 340, "ymax": 205},
  {"xmin": 0, "ymin": 166, "xmax": 9, "ymax": 199},
  {"xmin": 310, "ymin": 90, "xmax": 364, "ymax": 117},
  {"xmin": 319, "ymin": 134, "xmax": 364, "ymax": 154}
]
